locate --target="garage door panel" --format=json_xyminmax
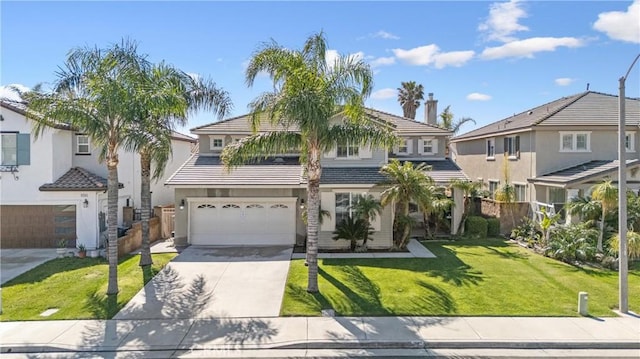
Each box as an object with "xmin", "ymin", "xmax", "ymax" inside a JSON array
[
  {"xmin": 0, "ymin": 205, "xmax": 77, "ymax": 248},
  {"xmin": 189, "ymin": 198, "xmax": 296, "ymax": 246}
]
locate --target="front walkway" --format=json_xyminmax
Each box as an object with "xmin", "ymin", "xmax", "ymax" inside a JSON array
[{"xmin": 291, "ymin": 239, "xmax": 436, "ymax": 259}]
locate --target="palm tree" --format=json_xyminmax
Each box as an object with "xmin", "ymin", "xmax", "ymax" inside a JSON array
[
  {"xmin": 449, "ymin": 179, "xmax": 482, "ymax": 235},
  {"xmin": 591, "ymin": 180, "xmax": 619, "ymax": 253},
  {"xmin": 430, "ymin": 195, "xmax": 454, "ymax": 237},
  {"xmin": 24, "ymin": 40, "xmax": 148, "ymax": 295},
  {"xmin": 332, "ymin": 216, "xmax": 371, "ymax": 252},
  {"xmin": 126, "ymin": 65, "xmax": 232, "ymax": 267},
  {"xmin": 397, "ymin": 81, "xmax": 424, "ymax": 119},
  {"xmin": 380, "ymin": 160, "xmax": 435, "ymax": 249},
  {"xmin": 420, "ymin": 186, "xmax": 453, "ymax": 239},
  {"xmin": 566, "ymin": 195, "xmax": 602, "ymax": 226},
  {"xmin": 221, "ymin": 32, "xmax": 397, "ymax": 293},
  {"xmin": 350, "ymin": 194, "xmax": 382, "ymax": 248},
  {"xmin": 438, "ymin": 106, "xmax": 476, "ymax": 135}
]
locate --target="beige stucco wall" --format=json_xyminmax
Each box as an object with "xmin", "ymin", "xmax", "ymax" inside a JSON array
[{"xmin": 390, "ymin": 135, "xmax": 449, "ymax": 159}]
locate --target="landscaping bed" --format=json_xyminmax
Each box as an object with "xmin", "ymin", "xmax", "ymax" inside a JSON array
[{"xmin": 292, "ymin": 245, "xmax": 409, "ymax": 254}]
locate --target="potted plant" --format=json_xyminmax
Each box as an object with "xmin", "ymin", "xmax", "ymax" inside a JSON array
[
  {"xmin": 77, "ymin": 244, "xmax": 87, "ymax": 258},
  {"xmin": 56, "ymin": 239, "xmax": 68, "ymax": 257}
]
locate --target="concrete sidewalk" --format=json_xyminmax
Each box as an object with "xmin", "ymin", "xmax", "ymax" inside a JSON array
[{"xmin": 1, "ymin": 315, "xmax": 638, "ymax": 357}]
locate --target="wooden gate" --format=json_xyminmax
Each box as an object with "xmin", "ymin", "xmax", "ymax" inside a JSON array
[{"xmin": 160, "ymin": 207, "xmax": 175, "ymax": 239}]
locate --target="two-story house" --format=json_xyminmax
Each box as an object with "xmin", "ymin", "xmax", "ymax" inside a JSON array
[
  {"xmin": 0, "ymin": 100, "xmax": 196, "ymax": 249},
  {"xmin": 450, "ymin": 91, "xmax": 640, "ymax": 220},
  {"xmin": 166, "ymin": 108, "xmax": 468, "ymax": 249}
]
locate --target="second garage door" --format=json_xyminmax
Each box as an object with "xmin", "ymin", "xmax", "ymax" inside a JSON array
[{"xmin": 189, "ymin": 197, "xmax": 297, "ymax": 246}]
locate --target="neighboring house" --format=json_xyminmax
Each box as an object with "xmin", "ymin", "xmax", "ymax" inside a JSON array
[
  {"xmin": 0, "ymin": 100, "xmax": 196, "ymax": 249},
  {"xmin": 166, "ymin": 107, "xmax": 467, "ymax": 249},
  {"xmin": 450, "ymin": 91, "xmax": 640, "ymax": 221}
]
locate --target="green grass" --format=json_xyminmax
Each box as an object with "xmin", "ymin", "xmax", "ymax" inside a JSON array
[
  {"xmin": 0, "ymin": 253, "xmax": 176, "ymax": 321},
  {"xmin": 281, "ymin": 239, "xmax": 640, "ymax": 317}
]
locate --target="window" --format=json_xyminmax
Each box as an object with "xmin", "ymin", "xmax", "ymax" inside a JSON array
[
  {"xmin": 503, "ymin": 136, "xmax": 520, "ymax": 158},
  {"xmin": 626, "ymin": 132, "xmax": 636, "ymax": 152},
  {"xmin": 335, "ymin": 192, "xmax": 362, "ymax": 225},
  {"xmin": 76, "ymin": 134, "xmax": 90, "ymax": 154},
  {"xmin": 486, "ymin": 138, "xmax": 495, "ymax": 159},
  {"xmin": 246, "ymin": 204, "xmax": 264, "ymax": 209},
  {"xmin": 514, "ymin": 184, "xmax": 526, "ymax": 202},
  {"xmin": 488, "ymin": 181, "xmax": 499, "ymax": 200},
  {"xmin": 270, "ymin": 204, "xmax": 288, "ymax": 209},
  {"xmin": 548, "ymin": 187, "xmax": 565, "ymax": 204},
  {"xmin": 196, "ymin": 204, "xmax": 216, "ymax": 209},
  {"xmin": 1, "ymin": 133, "xmax": 17, "ymax": 165},
  {"xmin": 423, "ymin": 139, "xmax": 434, "ymax": 154},
  {"xmin": 336, "ymin": 140, "xmax": 359, "ymax": 158},
  {"xmin": 397, "ymin": 139, "xmax": 409, "ymax": 154},
  {"xmin": 210, "ymin": 137, "xmax": 224, "ymax": 150},
  {"xmin": 222, "ymin": 204, "xmax": 240, "ymax": 209},
  {"xmin": 559, "ymin": 132, "xmax": 591, "ymax": 152}
]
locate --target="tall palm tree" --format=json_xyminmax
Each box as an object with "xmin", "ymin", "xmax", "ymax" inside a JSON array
[
  {"xmin": 24, "ymin": 40, "xmax": 149, "ymax": 295},
  {"xmin": 126, "ymin": 65, "xmax": 232, "ymax": 267},
  {"xmin": 591, "ymin": 180, "xmax": 619, "ymax": 253},
  {"xmin": 397, "ymin": 81, "xmax": 424, "ymax": 119},
  {"xmin": 350, "ymin": 194, "xmax": 382, "ymax": 248},
  {"xmin": 420, "ymin": 185, "xmax": 453, "ymax": 239},
  {"xmin": 380, "ymin": 160, "xmax": 435, "ymax": 248},
  {"xmin": 221, "ymin": 32, "xmax": 397, "ymax": 293},
  {"xmin": 449, "ymin": 179, "xmax": 482, "ymax": 235},
  {"xmin": 438, "ymin": 105, "xmax": 476, "ymax": 135}
]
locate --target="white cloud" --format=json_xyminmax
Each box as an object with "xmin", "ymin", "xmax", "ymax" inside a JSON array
[
  {"xmin": 369, "ymin": 56, "xmax": 395, "ymax": 67},
  {"xmin": 0, "ymin": 84, "xmax": 29, "ymax": 101},
  {"xmin": 478, "ymin": 0, "xmax": 529, "ymax": 42},
  {"xmin": 466, "ymin": 92, "xmax": 492, "ymax": 101},
  {"xmin": 325, "ymin": 49, "xmax": 364, "ymax": 68},
  {"xmin": 480, "ymin": 37, "xmax": 585, "ymax": 60},
  {"xmin": 372, "ymin": 30, "xmax": 400, "ymax": 40},
  {"xmin": 593, "ymin": 0, "xmax": 640, "ymax": 44},
  {"xmin": 393, "ymin": 45, "xmax": 474, "ymax": 68},
  {"xmin": 371, "ymin": 88, "xmax": 397, "ymax": 100},
  {"xmin": 554, "ymin": 77, "xmax": 575, "ymax": 86}
]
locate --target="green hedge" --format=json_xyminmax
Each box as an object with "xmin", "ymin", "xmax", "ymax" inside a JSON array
[
  {"xmin": 465, "ymin": 216, "xmax": 488, "ymax": 238},
  {"xmin": 487, "ymin": 217, "xmax": 501, "ymax": 237}
]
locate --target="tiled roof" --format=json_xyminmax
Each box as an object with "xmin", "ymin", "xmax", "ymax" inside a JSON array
[
  {"xmin": 165, "ymin": 155, "xmax": 306, "ymax": 186},
  {"xmin": 170, "ymin": 131, "xmax": 197, "ymax": 143},
  {"xmin": 453, "ymin": 91, "xmax": 640, "ymax": 141},
  {"xmin": 407, "ymin": 159, "xmax": 469, "ymax": 184},
  {"xmin": 39, "ymin": 167, "xmax": 123, "ymax": 191},
  {"xmin": 528, "ymin": 159, "xmax": 640, "ymax": 187},
  {"xmin": 191, "ymin": 107, "xmax": 452, "ymax": 136},
  {"xmin": 1, "ymin": 100, "xmax": 73, "ymax": 131}
]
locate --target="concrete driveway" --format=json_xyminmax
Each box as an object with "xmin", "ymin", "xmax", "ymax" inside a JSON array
[
  {"xmin": 1, "ymin": 249, "xmax": 58, "ymax": 285},
  {"xmin": 115, "ymin": 246, "xmax": 293, "ymax": 319}
]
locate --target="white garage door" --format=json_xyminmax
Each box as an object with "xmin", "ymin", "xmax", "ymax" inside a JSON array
[{"xmin": 189, "ymin": 197, "xmax": 297, "ymax": 246}]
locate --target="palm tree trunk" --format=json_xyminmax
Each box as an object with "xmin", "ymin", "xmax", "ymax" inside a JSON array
[
  {"xmin": 457, "ymin": 197, "xmax": 468, "ymax": 235},
  {"xmin": 139, "ymin": 150, "xmax": 153, "ymax": 267},
  {"xmin": 362, "ymin": 214, "xmax": 370, "ymax": 247},
  {"xmin": 400, "ymin": 201, "xmax": 411, "ymax": 249},
  {"xmin": 106, "ymin": 152, "xmax": 119, "ymax": 295},
  {"xmin": 306, "ymin": 148, "xmax": 321, "ymax": 293},
  {"xmin": 597, "ymin": 210, "xmax": 605, "ymax": 253}
]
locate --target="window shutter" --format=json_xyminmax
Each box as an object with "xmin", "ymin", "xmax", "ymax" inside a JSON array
[
  {"xmin": 320, "ymin": 191, "xmax": 336, "ymax": 231},
  {"xmin": 431, "ymin": 139, "xmax": 438, "ymax": 154},
  {"xmin": 503, "ymin": 138, "xmax": 508, "ymax": 155},
  {"xmin": 359, "ymin": 144, "xmax": 372, "ymax": 159},
  {"xmin": 515, "ymin": 136, "xmax": 520, "ymax": 158},
  {"xmin": 17, "ymin": 133, "xmax": 30, "ymax": 166},
  {"xmin": 324, "ymin": 144, "xmax": 336, "ymax": 159},
  {"xmin": 417, "ymin": 139, "xmax": 424, "ymax": 154},
  {"xmin": 487, "ymin": 140, "xmax": 491, "ymax": 156},
  {"xmin": 406, "ymin": 139, "xmax": 413, "ymax": 154}
]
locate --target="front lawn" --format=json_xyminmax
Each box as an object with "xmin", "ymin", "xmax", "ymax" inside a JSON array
[
  {"xmin": 281, "ymin": 239, "xmax": 640, "ymax": 317},
  {"xmin": 0, "ymin": 253, "xmax": 176, "ymax": 321}
]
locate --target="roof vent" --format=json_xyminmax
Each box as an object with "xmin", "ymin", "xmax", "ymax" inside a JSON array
[
  {"xmin": 273, "ymin": 157, "xmax": 284, "ymax": 163},
  {"xmin": 528, "ymin": 111, "xmax": 533, "ymax": 115}
]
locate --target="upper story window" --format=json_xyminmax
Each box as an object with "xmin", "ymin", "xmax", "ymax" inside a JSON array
[
  {"xmin": 0, "ymin": 132, "xmax": 30, "ymax": 166},
  {"xmin": 396, "ymin": 139, "xmax": 411, "ymax": 155},
  {"xmin": 504, "ymin": 135, "xmax": 520, "ymax": 159},
  {"xmin": 210, "ymin": 136, "xmax": 224, "ymax": 150},
  {"xmin": 76, "ymin": 134, "xmax": 90, "ymax": 155},
  {"xmin": 486, "ymin": 138, "xmax": 495, "ymax": 159},
  {"xmin": 418, "ymin": 138, "xmax": 438, "ymax": 155},
  {"xmin": 337, "ymin": 140, "xmax": 359, "ymax": 158},
  {"xmin": 559, "ymin": 132, "xmax": 590, "ymax": 152},
  {"xmin": 626, "ymin": 132, "xmax": 635, "ymax": 152}
]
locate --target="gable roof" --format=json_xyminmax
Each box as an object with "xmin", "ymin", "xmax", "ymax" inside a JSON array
[
  {"xmin": 170, "ymin": 131, "xmax": 197, "ymax": 143},
  {"xmin": 453, "ymin": 91, "xmax": 640, "ymax": 142},
  {"xmin": 528, "ymin": 159, "xmax": 640, "ymax": 187},
  {"xmin": 1, "ymin": 100, "xmax": 73, "ymax": 131},
  {"xmin": 39, "ymin": 167, "xmax": 123, "ymax": 191},
  {"xmin": 190, "ymin": 108, "xmax": 452, "ymax": 136}
]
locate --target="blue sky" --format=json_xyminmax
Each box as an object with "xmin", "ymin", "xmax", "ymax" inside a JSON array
[{"xmin": 2, "ymin": 1, "xmax": 639, "ymax": 136}]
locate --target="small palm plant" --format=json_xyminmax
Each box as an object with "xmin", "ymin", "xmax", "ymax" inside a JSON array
[
  {"xmin": 350, "ymin": 194, "xmax": 382, "ymax": 249},
  {"xmin": 609, "ymin": 231, "xmax": 640, "ymax": 260},
  {"xmin": 332, "ymin": 216, "xmax": 372, "ymax": 252}
]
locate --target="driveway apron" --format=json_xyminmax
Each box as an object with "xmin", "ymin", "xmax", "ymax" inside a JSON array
[
  {"xmin": 114, "ymin": 246, "xmax": 293, "ymax": 319},
  {"xmin": 1, "ymin": 249, "xmax": 58, "ymax": 285}
]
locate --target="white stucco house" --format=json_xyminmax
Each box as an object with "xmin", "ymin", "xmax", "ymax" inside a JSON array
[{"xmin": 0, "ymin": 100, "xmax": 196, "ymax": 249}]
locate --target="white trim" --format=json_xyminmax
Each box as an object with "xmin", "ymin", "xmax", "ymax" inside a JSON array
[
  {"xmin": 75, "ymin": 134, "xmax": 91, "ymax": 154},
  {"xmin": 486, "ymin": 137, "xmax": 495, "ymax": 160},
  {"xmin": 209, "ymin": 136, "xmax": 224, "ymax": 150},
  {"xmin": 558, "ymin": 131, "xmax": 591, "ymax": 152},
  {"xmin": 626, "ymin": 131, "xmax": 636, "ymax": 153}
]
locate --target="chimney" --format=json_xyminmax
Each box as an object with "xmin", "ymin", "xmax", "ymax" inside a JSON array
[{"xmin": 425, "ymin": 92, "xmax": 438, "ymax": 125}]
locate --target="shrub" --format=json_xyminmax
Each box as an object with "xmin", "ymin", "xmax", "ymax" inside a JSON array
[
  {"xmin": 465, "ymin": 216, "xmax": 488, "ymax": 238},
  {"xmin": 545, "ymin": 223, "xmax": 598, "ymax": 263},
  {"xmin": 608, "ymin": 231, "xmax": 640, "ymax": 260},
  {"xmin": 487, "ymin": 218, "xmax": 501, "ymax": 237},
  {"xmin": 332, "ymin": 216, "xmax": 372, "ymax": 252},
  {"xmin": 510, "ymin": 217, "xmax": 541, "ymax": 245}
]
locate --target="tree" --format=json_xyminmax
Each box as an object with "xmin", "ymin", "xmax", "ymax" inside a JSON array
[
  {"xmin": 24, "ymin": 40, "xmax": 149, "ymax": 295},
  {"xmin": 397, "ymin": 81, "xmax": 424, "ymax": 119},
  {"xmin": 350, "ymin": 194, "xmax": 382, "ymax": 248},
  {"xmin": 591, "ymin": 180, "xmax": 619, "ymax": 253},
  {"xmin": 449, "ymin": 179, "xmax": 482, "ymax": 235},
  {"xmin": 332, "ymin": 216, "xmax": 372, "ymax": 252},
  {"xmin": 421, "ymin": 186, "xmax": 454, "ymax": 239},
  {"xmin": 221, "ymin": 32, "xmax": 397, "ymax": 293},
  {"xmin": 566, "ymin": 195, "xmax": 602, "ymax": 226},
  {"xmin": 126, "ymin": 64, "xmax": 232, "ymax": 267},
  {"xmin": 380, "ymin": 160, "xmax": 436, "ymax": 249},
  {"xmin": 437, "ymin": 105, "xmax": 476, "ymax": 135}
]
